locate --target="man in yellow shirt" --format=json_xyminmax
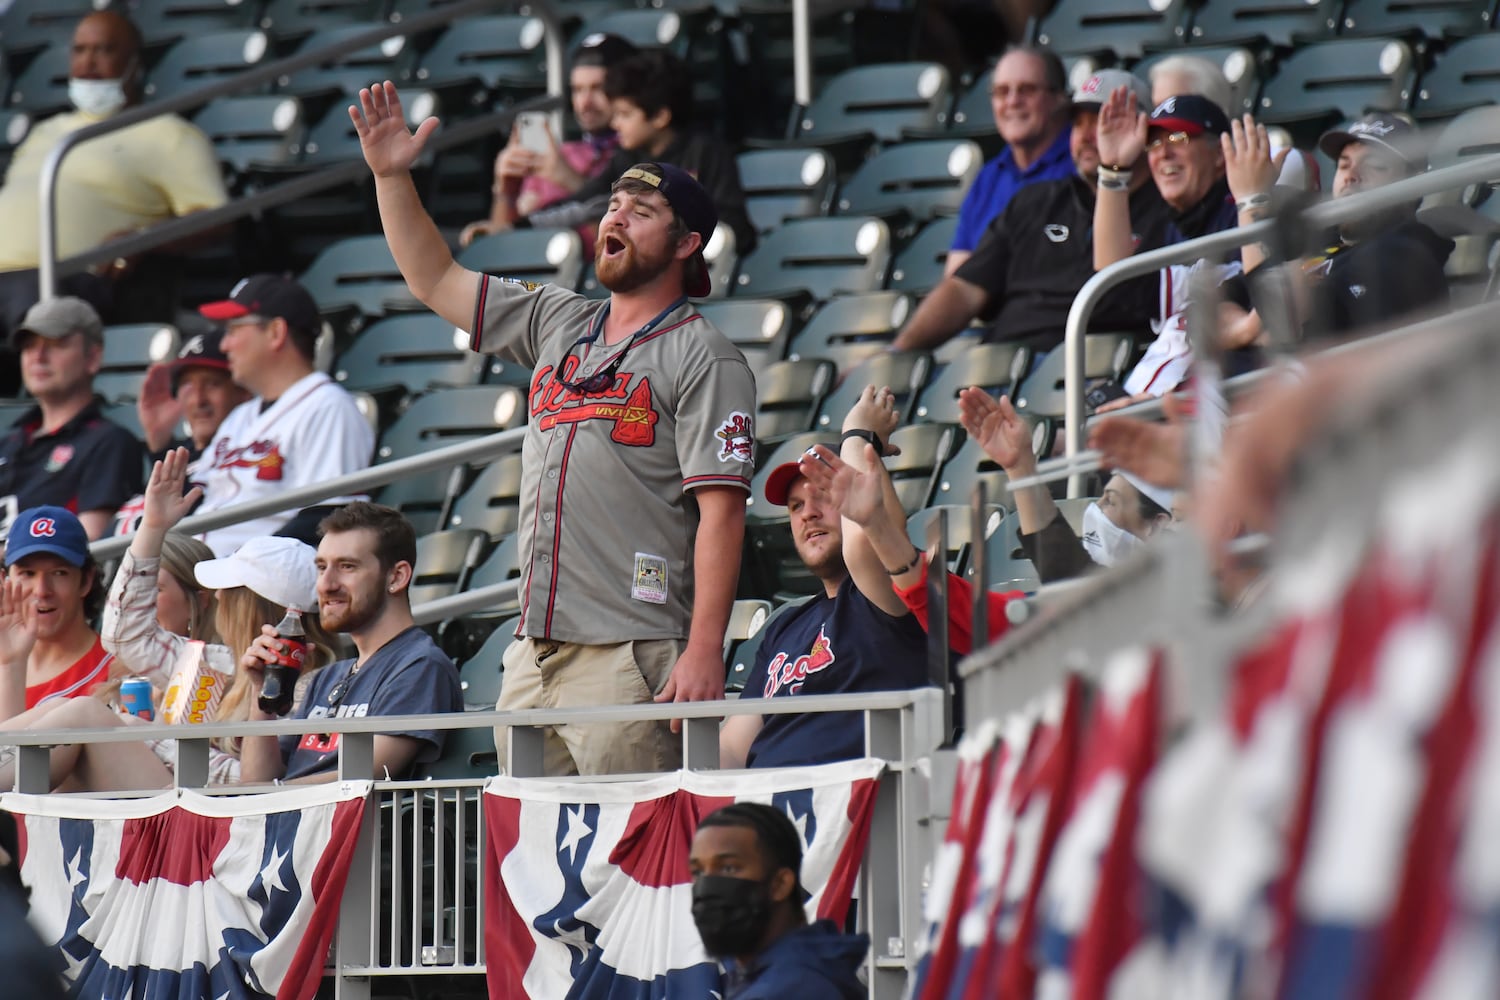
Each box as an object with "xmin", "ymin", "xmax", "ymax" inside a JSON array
[{"xmin": 0, "ymin": 11, "xmax": 228, "ymax": 391}]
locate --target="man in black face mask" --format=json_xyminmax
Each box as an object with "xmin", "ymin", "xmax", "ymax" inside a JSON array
[{"xmin": 689, "ymin": 803, "xmax": 867, "ymax": 999}]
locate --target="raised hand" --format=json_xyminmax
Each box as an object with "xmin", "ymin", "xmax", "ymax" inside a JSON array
[
  {"xmin": 349, "ymin": 81, "xmax": 440, "ymax": 178},
  {"xmin": 957, "ymin": 388, "xmax": 1034, "ymax": 475},
  {"xmin": 1097, "ymin": 85, "xmax": 1147, "ymax": 170},
  {"xmin": 140, "ymin": 447, "xmax": 205, "ymax": 535},
  {"xmin": 797, "ymin": 443, "xmax": 886, "ymax": 528},
  {"xmin": 1222, "ymin": 113, "xmax": 1288, "ymax": 203},
  {"xmin": 0, "ymin": 577, "xmax": 37, "ymax": 669},
  {"xmin": 842, "ymin": 384, "xmax": 902, "ymax": 455},
  {"xmin": 136, "ymin": 363, "xmax": 183, "ymax": 453}
]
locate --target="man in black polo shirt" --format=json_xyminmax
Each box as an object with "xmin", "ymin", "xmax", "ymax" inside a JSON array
[
  {"xmin": 0, "ymin": 297, "xmax": 144, "ymax": 539},
  {"xmin": 891, "ymin": 70, "xmax": 1172, "ymax": 356}
]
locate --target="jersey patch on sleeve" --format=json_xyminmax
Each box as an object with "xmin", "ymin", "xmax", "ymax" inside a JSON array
[{"xmin": 715, "ymin": 411, "xmax": 754, "ymax": 464}]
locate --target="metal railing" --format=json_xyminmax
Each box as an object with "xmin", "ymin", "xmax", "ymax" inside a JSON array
[
  {"xmin": 37, "ymin": 0, "xmax": 568, "ymax": 297},
  {"xmin": 0, "ymin": 689, "xmax": 943, "ymax": 1000},
  {"xmin": 1060, "ymin": 150, "xmax": 1500, "ymax": 496},
  {"xmin": 975, "ymin": 288, "xmax": 1500, "ymax": 721}
]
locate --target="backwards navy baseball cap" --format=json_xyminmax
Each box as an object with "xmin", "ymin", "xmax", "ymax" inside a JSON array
[
  {"xmin": 6, "ymin": 506, "xmax": 88, "ymax": 567},
  {"xmin": 614, "ymin": 162, "xmax": 718, "ymax": 298},
  {"xmin": 1148, "ymin": 94, "xmax": 1231, "ymax": 138},
  {"xmin": 169, "ymin": 328, "xmax": 231, "ymax": 393},
  {"xmin": 199, "ymin": 274, "xmax": 321, "ymax": 336}
]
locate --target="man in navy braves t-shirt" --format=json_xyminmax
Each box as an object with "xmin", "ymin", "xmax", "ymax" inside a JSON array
[
  {"xmin": 238, "ymin": 502, "xmax": 462, "ymax": 784},
  {"xmin": 722, "ymin": 387, "xmax": 929, "ymax": 769}
]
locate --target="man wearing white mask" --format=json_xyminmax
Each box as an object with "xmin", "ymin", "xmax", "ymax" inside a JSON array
[{"xmin": 0, "ymin": 11, "xmax": 228, "ymax": 392}]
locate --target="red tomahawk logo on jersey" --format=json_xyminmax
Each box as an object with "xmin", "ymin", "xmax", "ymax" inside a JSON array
[
  {"xmin": 763, "ymin": 625, "xmax": 837, "ymax": 696},
  {"xmin": 213, "ymin": 439, "xmax": 286, "ymax": 481},
  {"xmin": 531, "ymin": 362, "xmax": 660, "ymax": 447}
]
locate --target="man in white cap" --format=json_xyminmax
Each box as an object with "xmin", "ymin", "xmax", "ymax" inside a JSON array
[
  {"xmin": 0, "ymin": 297, "xmax": 144, "ymax": 539},
  {"xmin": 893, "ymin": 70, "xmax": 1172, "ymax": 356}
]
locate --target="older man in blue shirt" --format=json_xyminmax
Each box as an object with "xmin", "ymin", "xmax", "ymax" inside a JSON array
[{"xmin": 947, "ymin": 46, "xmax": 1074, "ymax": 276}]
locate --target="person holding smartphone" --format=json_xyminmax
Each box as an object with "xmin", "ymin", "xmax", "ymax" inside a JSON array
[{"xmin": 460, "ymin": 33, "xmax": 639, "ymax": 251}]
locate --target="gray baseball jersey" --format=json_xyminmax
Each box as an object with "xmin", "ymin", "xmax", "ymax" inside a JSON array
[{"xmin": 470, "ymin": 275, "xmax": 756, "ymax": 643}]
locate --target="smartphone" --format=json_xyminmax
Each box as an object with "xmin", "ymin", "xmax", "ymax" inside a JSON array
[{"xmin": 515, "ymin": 112, "xmax": 550, "ymax": 154}]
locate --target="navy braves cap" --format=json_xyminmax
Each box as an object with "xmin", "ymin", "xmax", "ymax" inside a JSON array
[
  {"xmin": 6, "ymin": 506, "xmax": 88, "ymax": 567},
  {"xmin": 614, "ymin": 162, "xmax": 718, "ymax": 297},
  {"xmin": 199, "ymin": 274, "xmax": 321, "ymax": 337},
  {"xmin": 1148, "ymin": 94, "xmax": 1231, "ymax": 138},
  {"xmin": 169, "ymin": 328, "xmax": 231, "ymax": 393},
  {"xmin": 1318, "ymin": 112, "xmax": 1423, "ymax": 167}
]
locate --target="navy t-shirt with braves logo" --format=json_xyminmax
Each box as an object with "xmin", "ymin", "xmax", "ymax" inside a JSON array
[
  {"xmin": 741, "ymin": 579, "xmax": 928, "ymax": 768},
  {"xmin": 280, "ymin": 625, "xmax": 462, "ymax": 781},
  {"xmin": 0, "ymin": 399, "xmax": 144, "ymax": 531}
]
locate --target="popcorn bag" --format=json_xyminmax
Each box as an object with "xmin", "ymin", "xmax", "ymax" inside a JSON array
[{"xmin": 160, "ymin": 641, "xmax": 235, "ymax": 726}]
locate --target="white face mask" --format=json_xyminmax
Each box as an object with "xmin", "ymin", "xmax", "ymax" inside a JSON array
[
  {"xmin": 68, "ymin": 78, "xmax": 128, "ymax": 117},
  {"xmin": 1080, "ymin": 501, "xmax": 1145, "ymax": 567}
]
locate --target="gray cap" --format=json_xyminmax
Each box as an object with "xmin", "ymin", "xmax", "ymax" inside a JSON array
[
  {"xmin": 1071, "ymin": 69, "xmax": 1151, "ymax": 110},
  {"xmin": 13, "ymin": 296, "xmax": 103, "ymax": 349}
]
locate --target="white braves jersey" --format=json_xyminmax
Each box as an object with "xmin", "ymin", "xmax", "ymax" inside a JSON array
[{"xmin": 196, "ymin": 371, "xmax": 374, "ymax": 555}]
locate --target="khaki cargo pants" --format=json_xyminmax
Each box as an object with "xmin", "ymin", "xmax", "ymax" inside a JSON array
[{"xmin": 493, "ymin": 636, "xmax": 684, "ymax": 776}]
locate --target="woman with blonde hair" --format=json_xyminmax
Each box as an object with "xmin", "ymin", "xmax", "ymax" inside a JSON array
[{"xmin": 0, "ymin": 449, "xmax": 335, "ymax": 791}]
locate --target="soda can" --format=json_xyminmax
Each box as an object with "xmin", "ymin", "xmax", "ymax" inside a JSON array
[{"xmin": 119, "ymin": 676, "xmax": 154, "ymax": 722}]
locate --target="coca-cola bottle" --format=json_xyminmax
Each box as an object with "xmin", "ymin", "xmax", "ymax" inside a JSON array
[{"xmin": 258, "ymin": 607, "xmax": 308, "ymax": 716}]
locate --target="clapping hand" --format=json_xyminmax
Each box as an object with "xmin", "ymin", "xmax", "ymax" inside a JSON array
[
  {"xmin": 797, "ymin": 443, "xmax": 888, "ymax": 529},
  {"xmin": 957, "ymin": 388, "xmax": 1035, "ymax": 476},
  {"xmin": 1097, "ymin": 85, "xmax": 1147, "ymax": 171},
  {"xmin": 1222, "ymin": 113, "xmax": 1288, "ymax": 204},
  {"xmin": 0, "ymin": 577, "xmax": 37, "ymax": 669}
]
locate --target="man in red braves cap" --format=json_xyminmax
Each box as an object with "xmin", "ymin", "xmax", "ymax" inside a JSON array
[
  {"xmin": 191, "ymin": 274, "xmax": 373, "ymax": 556},
  {"xmin": 720, "ymin": 386, "xmax": 928, "ymax": 770},
  {"xmin": 0, "ymin": 506, "xmax": 115, "ymax": 721},
  {"xmin": 352, "ymin": 82, "xmax": 755, "ymax": 776}
]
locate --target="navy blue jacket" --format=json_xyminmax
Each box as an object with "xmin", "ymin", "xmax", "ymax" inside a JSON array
[{"xmin": 724, "ymin": 920, "xmax": 868, "ymax": 1000}]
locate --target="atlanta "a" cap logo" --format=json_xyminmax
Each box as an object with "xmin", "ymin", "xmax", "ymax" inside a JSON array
[{"xmin": 29, "ymin": 518, "xmax": 56, "ymax": 537}]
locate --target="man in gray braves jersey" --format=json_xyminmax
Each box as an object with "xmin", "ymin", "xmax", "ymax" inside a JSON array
[{"xmin": 351, "ymin": 81, "xmax": 755, "ymax": 777}]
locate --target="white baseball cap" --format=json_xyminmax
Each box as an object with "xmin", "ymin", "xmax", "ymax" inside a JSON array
[{"xmin": 194, "ymin": 536, "xmax": 319, "ymax": 612}]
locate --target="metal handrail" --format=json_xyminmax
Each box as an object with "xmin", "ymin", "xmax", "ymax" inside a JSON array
[
  {"xmin": 37, "ymin": 0, "xmax": 568, "ymax": 297},
  {"xmin": 1061, "ymin": 150, "xmax": 1500, "ymax": 496},
  {"xmin": 87, "ymin": 426, "xmax": 526, "ymax": 561},
  {"xmin": 0, "ymin": 688, "xmax": 932, "ymax": 747}
]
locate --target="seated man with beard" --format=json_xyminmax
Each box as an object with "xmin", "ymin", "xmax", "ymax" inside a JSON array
[
  {"xmin": 353, "ymin": 82, "xmax": 755, "ymax": 776},
  {"xmin": 720, "ymin": 386, "xmax": 929, "ymax": 770},
  {"xmin": 238, "ymin": 502, "xmax": 462, "ymax": 784}
]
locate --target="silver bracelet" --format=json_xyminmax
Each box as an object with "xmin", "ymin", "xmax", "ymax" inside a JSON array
[{"xmin": 1235, "ymin": 192, "xmax": 1272, "ymax": 211}]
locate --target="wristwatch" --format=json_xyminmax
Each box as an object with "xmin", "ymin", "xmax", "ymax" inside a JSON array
[{"xmin": 840, "ymin": 428, "xmax": 885, "ymax": 454}]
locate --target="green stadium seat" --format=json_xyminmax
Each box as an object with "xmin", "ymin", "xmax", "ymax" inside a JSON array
[
  {"xmin": 7, "ymin": 41, "xmax": 70, "ymax": 117},
  {"xmin": 457, "ymin": 228, "xmax": 585, "ymax": 293},
  {"xmin": 414, "ymin": 15, "xmax": 549, "ymax": 109},
  {"xmin": 734, "ymin": 217, "xmax": 891, "ymax": 303},
  {"xmin": 1134, "ymin": 46, "xmax": 1262, "ymax": 117},
  {"xmin": 887, "ymin": 216, "xmax": 958, "ymax": 297},
  {"xmin": 259, "ymin": 0, "xmax": 385, "ymax": 43},
  {"xmin": 193, "ymin": 95, "xmax": 306, "ymax": 184},
  {"xmin": 143, "ymin": 29, "xmax": 272, "ymax": 104},
  {"xmin": 737, "ymin": 147, "xmax": 838, "ymax": 234},
  {"xmin": 913, "ymin": 342, "xmax": 1032, "ymax": 424},
  {"xmin": 813, "ymin": 350, "xmax": 933, "ymax": 432},
  {"xmin": 693, "ymin": 298, "xmax": 796, "ymax": 374},
  {"xmin": 409, "ymin": 528, "xmax": 490, "ymax": 607},
  {"xmin": 1034, "ymin": 0, "xmax": 1191, "ymax": 61},
  {"xmin": 1186, "ymin": 0, "xmax": 1343, "ymax": 49},
  {"xmin": 1412, "ymin": 34, "xmax": 1500, "ymax": 121},
  {"xmin": 132, "ymin": 0, "xmax": 262, "ymax": 52},
  {"xmin": 95, "ymin": 322, "xmax": 181, "ymax": 405},
  {"xmin": 787, "ymin": 291, "xmax": 912, "ymax": 371},
  {"xmin": 332, "ymin": 313, "xmax": 489, "ymax": 405},
  {"xmin": 1336, "ymin": 0, "xmax": 1491, "ymax": 43},
  {"xmin": 1256, "ymin": 39, "xmax": 1415, "ymax": 138},
  {"xmin": 753, "ymin": 358, "xmax": 836, "ymax": 446},
  {"xmin": 0, "ymin": 1, "xmax": 98, "ymax": 60},
  {"xmin": 834, "ymin": 140, "xmax": 982, "ymax": 234},
  {"xmin": 446, "ymin": 451, "xmax": 526, "ymax": 542}
]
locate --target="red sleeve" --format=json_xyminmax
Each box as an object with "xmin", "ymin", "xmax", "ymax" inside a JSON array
[{"xmin": 891, "ymin": 559, "xmax": 1021, "ymax": 655}]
